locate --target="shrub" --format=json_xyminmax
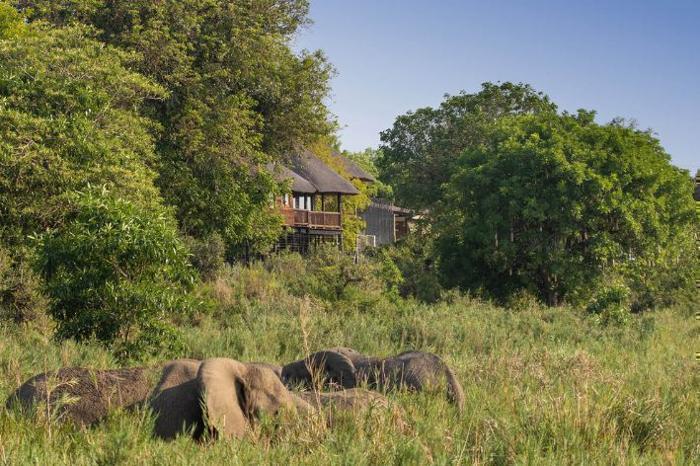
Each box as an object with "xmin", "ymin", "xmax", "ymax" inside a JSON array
[
  {"xmin": 586, "ymin": 283, "xmax": 631, "ymax": 326},
  {"xmin": 375, "ymin": 234, "xmax": 443, "ymax": 303},
  {"xmin": 35, "ymin": 188, "xmax": 195, "ymax": 359},
  {"xmin": 261, "ymin": 248, "xmax": 398, "ymax": 307},
  {"xmin": 0, "ymin": 248, "xmax": 48, "ymax": 324}
]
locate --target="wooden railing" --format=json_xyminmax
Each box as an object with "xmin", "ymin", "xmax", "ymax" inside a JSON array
[
  {"xmin": 281, "ymin": 208, "xmax": 341, "ymax": 230},
  {"xmin": 309, "ymin": 211, "xmax": 341, "ymax": 229}
]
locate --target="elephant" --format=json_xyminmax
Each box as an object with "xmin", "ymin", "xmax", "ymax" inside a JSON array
[
  {"xmin": 281, "ymin": 348, "xmax": 465, "ymax": 411},
  {"xmin": 149, "ymin": 357, "xmax": 312, "ymax": 441},
  {"xmin": 280, "ymin": 350, "xmax": 357, "ymax": 390},
  {"xmin": 149, "ymin": 359, "xmax": 204, "ymax": 440},
  {"xmin": 297, "ymin": 388, "xmax": 405, "ymax": 430},
  {"xmin": 5, "ymin": 366, "xmax": 153, "ymax": 427},
  {"xmin": 249, "ymin": 362, "xmax": 283, "ymax": 379}
]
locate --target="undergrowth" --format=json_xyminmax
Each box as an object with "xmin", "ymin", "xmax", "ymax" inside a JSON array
[{"xmin": 0, "ymin": 254, "xmax": 698, "ymax": 465}]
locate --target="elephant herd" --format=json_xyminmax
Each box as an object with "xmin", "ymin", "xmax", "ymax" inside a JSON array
[{"xmin": 5, "ymin": 348, "xmax": 464, "ymax": 441}]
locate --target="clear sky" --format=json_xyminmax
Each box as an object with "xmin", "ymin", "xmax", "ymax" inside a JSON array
[{"xmin": 295, "ymin": 0, "xmax": 699, "ymax": 173}]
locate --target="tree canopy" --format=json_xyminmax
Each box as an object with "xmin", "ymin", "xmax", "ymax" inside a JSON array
[
  {"xmin": 378, "ymin": 82, "xmax": 556, "ymax": 212},
  {"xmin": 0, "ymin": 19, "xmax": 167, "ymax": 252},
  {"xmin": 18, "ymin": 0, "xmax": 335, "ymax": 255},
  {"xmin": 435, "ymin": 109, "xmax": 697, "ymax": 306}
]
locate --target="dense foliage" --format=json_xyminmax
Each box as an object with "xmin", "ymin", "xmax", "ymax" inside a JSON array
[
  {"xmin": 0, "ymin": 19, "xmax": 166, "ymax": 253},
  {"xmin": 36, "ymin": 189, "xmax": 194, "ymax": 358},
  {"xmin": 0, "ymin": 12, "xmax": 197, "ymax": 355},
  {"xmin": 378, "ymin": 82, "xmax": 555, "ymax": 212},
  {"xmin": 379, "ymin": 84, "xmax": 697, "ymax": 307},
  {"xmin": 436, "ymin": 110, "xmax": 697, "ymax": 306},
  {"xmin": 19, "ymin": 0, "xmax": 334, "ymax": 255}
]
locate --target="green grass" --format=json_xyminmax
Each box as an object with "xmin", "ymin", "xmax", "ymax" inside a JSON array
[{"xmin": 1, "ymin": 263, "xmax": 698, "ymax": 465}]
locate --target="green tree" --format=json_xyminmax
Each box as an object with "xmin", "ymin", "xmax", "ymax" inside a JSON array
[
  {"xmin": 378, "ymin": 82, "xmax": 556, "ymax": 212},
  {"xmin": 36, "ymin": 188, "xmax": 194, "ymax": 358},
  {"xmin": 19, "ymin": 0, "xmax": 335, "ymax": 255},
  {"xmin": 0, "ymin": 21, "xmax": 167, "ymax": 253},
  {"xmin": 437, "ymin": 110, "xmax": 697, "ymax": 307}
]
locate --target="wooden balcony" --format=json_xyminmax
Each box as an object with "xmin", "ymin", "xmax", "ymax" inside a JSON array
[{"xmin": 281, "ymin": 208, "xmax": 341, "ymax": 230}]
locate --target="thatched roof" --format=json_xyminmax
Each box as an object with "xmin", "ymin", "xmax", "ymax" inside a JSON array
[
  {"xmin": 287, "ymin": 150, "xmax": 360, "ymax": 195},
  {"xmin": 332, "ymin": 151, "xmax": 376, "ymax": 183},
  {"xmin": 266, "ymin": 163, "xmax": 316, "ymax": 194}
]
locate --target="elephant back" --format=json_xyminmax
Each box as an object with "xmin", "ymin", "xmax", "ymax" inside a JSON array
[
  {"xmin": 393, "ymin": 351, "xmax": 465, "ymax": 410},
  {"xmin": 6, "ymin": 366, "xmax": 151, "ymax": 427},
  {"xmin": 281, "ymin": 350, "xmax": 357, "ymax": 389},
  {"xmin": 298, "ymin": 388, "xmax": 390, "ymax": 411}
]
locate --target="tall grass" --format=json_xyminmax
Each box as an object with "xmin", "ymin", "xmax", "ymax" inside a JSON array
[{"xmin": 1, "ymin": 258, "xmax": 698, "ymax": 465}]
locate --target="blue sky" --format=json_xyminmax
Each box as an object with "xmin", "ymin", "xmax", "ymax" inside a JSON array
[{"xmin": 295, "ymin": 0, "xmax": 699, "ymax": 173}]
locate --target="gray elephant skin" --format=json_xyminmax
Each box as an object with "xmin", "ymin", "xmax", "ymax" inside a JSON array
[
  {"xmin": 5, "ymin": 366, "xmax": 153, "ymax": 427},
  {"xmin": 149, "ymin": 358, "xmax": 311, "ymax": 440},
  {"xmin": 281, "ymin": 348, "xmax": 465, "ymax": 411}
]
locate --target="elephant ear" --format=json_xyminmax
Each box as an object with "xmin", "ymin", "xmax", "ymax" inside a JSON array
[
  {"xmin": 306, "ymin": 350, "xmax": 357, "ymax": 389},
  {"xmin": 197, "ymin": 358, "xmax": 250, "ymax": 440}
]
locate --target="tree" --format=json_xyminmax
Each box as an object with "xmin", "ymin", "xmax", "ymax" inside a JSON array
[
  {"xmin": 19, "ymin": 0, "xmax": 335, "ymax": 255},
  {"xmin": 0, "ymin": 20, "xmax": 167, "ymax": 253},
  {"xmin": 377, "ymin": 82, "xmax": 556, "ymax": 212},
  {"xmin": 436, "ymin": 110, "xmax": 697, "ymax": 307},
  {"xmin": 0, "ymin": 17, "xmax": 195, "ymax": 355}
]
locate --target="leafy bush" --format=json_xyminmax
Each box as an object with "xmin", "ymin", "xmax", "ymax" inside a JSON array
[
  {"xmin": 35, "ymin": 188, "xmax": 195, "ymax": 359},
  {"xmin": 374, "ymin": 234, "xmax": 443, "ymax": 303},
  {"xmin": 257, "ymin": 248, "xmax": 400, "ymax": 308},
  {"xmin": 0, "ymin": 248, "xmax": 48, "ymax": 324},
  {"xmin": 586, "ymin": 283, "xmax": 631, "ymax": 326}
]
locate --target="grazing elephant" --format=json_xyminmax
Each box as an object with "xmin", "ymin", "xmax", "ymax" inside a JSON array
[
  {"xmin": 281, "ymin": 348, "xmax": 465, "ymax": 411},
  {"xmin": 149, "ymin": 358, "xmax": 312, "ymax": 440},
  {"xmin": 249, "ymin": 362, "xmax": 283, "ymax": 379},
  {"xmin": 5, "ymin": 366, "xmax": 152, "ymax": 427}
]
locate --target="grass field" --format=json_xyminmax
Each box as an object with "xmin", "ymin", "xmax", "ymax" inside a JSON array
[{"xmin": 0, "ymin": 262, "xmax": 698, "ymax": 465}]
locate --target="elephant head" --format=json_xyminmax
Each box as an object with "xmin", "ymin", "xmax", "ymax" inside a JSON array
[
  {"xmin": 198, "ymin": 358, "xmax": 311, "ymax": 440},
  {"xmin": 280, "ymin": 350, "xmax": 357, "ymax": 390}
]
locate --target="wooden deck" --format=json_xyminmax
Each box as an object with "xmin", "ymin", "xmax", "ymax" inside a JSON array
[{"xmin": 281, "ymin": 208, "xmax": 341, "ymax": 230}]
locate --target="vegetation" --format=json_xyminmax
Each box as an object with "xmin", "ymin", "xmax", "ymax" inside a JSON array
[
  {"xmin": 378, "ymin": 82, "xmax": 556, "ymax": 212},
  {"xmin": 0, "ymin": 1, "xmax": 697, "ymax": 463},
  {"xmin": 436, "ymin": 110, "xmax": 697, "ymax": 306},
  {"xmin": 19, "ymin": 0, "xmax": 335, "ymax": 256},
  {"xmin": 35, "ymin": 189, "xmax": 195, "ymax": 358},
  {"xmin": 0, "ymin": 19, "xmax": 168, "ymax": 254},
  {"xmin": 379, "ymin": 85, "xmax": 698, "ymax": 308},
  {"xmin": 1, "ymin": 260, "xmax": 698, "ymax": 464}
]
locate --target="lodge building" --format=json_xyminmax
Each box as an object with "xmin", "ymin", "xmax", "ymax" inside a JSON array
[{"xmin": 269, "ymin": 150, "xmax": 411, "ymax": 253}]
